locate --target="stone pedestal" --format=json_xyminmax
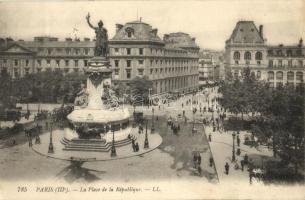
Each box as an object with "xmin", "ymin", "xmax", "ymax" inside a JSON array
[{"xmin": 85, "ymin": 57, "xmax": 112, "ymax": 110}]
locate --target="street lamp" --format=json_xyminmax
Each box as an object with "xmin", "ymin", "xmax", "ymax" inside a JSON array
[
  {"xmin": 151, "ymin": 107, "xmax": 155, "ymax": 133},
  {"xmin": 48, "ymin": 122, "xmax": 54, "ymax": 154},
  {"xmin": 144, "ymin": 120, "xmax": 149, "ymax": 149},
  {"xmin": 110, "ymin": 129, "xmax": 117, "ymax": 157},
  {"xmin": 232, "ymin": 132, "xmax": 236, "ymax": 162},
  {"xmin": 133, "ymin": 104, "xmax": 136, "ymax": 114},
  {"xmin": 148, "ymin": 88, "xmax": 152, "ymax": 109}
]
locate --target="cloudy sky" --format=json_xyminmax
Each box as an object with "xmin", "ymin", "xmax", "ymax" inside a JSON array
[{"xmin": 0, "ymin": 0, "xmax": 304, "ymax": 50}]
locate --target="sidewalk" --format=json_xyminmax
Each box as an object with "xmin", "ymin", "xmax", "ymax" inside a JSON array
[{"xmin": 204, "ymin": 124, "xmax": 273, "ymax": 185}]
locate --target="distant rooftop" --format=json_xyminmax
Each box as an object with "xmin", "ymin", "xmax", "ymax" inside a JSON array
[
  {"xmin": 111, "ymin": 20, "xmax": 163, "ymax": 43},
  {"xmin": 227, "ymin": 21, "xmax": 264, "ymax": 44},
  {"xmin": 164, "ymin": 32, "xmax": 199, "ymax": 49}
]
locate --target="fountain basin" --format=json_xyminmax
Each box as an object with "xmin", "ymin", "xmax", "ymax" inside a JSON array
[{"xmin": 67, "ymin": 108, "xmax": 130, "ymax": 124}]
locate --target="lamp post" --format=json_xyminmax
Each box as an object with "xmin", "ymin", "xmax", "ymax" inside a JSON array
[
  {"xmin": 192, "ymin": 109, "xmax": 195, "ymax": 127},
  {"xmin": 48, "ymin": 122, "xmax": 54, "ymax": 154},
  {"xmin": 232, "ymin": 132, "xmax": 236, "ymax": 162},
  {"xmin": 144, "ymin": 120, "xmax": 149, "ymax": 149},
  {"xmin": 151, "ymin": 107, "xmax": 155, "ymax": 133},
  {"xmin": 148, "ymin": 88, "xmax": 152, "ymax": 109},
  {"xmin": 110, "ymin": 129, "xmax": 117, "ymax": 157}
]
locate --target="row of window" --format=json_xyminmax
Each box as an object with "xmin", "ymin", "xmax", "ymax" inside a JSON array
[
  {"xmin": 233, "ymin": 51, "xmax": 263, "ymax": 60},
  {"xmin": 268, "ymin": 59, "xmax": 303, "ymax": 68},
  {"xmin": 35, "ymin": 47, "xmax": 91, "ymax": 56},
  {"xmin": 1, "ymin": 67, "xmax": 81, "ymax": 78},
  {"xmin": 112, "ymin": 47, "xmax": 195, "ymax": 57},
  {"xmin": 114, "ymin": 65, "xmax": 198, "ymax": 79},
  {"xmin": 268, "ymin": 49, "xmax": 303, "ymax": 57},
  {"xmin": 268, "ymin": 71, "xmax": 303, "ymax": 81},
  {"xmin": 154, "ymin": 76, "xmax": 198, "ymax": 93},
  {"xmin": 0, "ymin": 59, "xmax": 31, "ymax": 66},
  {"xmin": 234, "ymin": 60, "xmax": 261, "ymax": 65},
  {"xmin": 113, "ymin": 59, "xmax": 198, "ymax": 68},
  {"xmin": 0, "ymin": 59, "xmax": 89, "ymax": 68}
]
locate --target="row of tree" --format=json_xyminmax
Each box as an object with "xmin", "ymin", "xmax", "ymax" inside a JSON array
[
  {"xmin": 0, "ymin": 71, "xmax": 87, "ymax": 106},
  {"xmin": 0, "ymin": 71, "xmax": 154, "ymax": 107},
  {"xmin": 219, "ymin": 68, "xmax": 304, "ymax": 175}
]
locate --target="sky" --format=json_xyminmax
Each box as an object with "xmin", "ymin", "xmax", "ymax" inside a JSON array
[{"xmin": 0, "ymin": 0, "xmax": 304, "ymax": 50}]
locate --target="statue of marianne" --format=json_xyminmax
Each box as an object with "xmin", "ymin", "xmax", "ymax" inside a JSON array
[{"xmin": 86, "ymin": 12, "xmax": 109, "ymax": 57}]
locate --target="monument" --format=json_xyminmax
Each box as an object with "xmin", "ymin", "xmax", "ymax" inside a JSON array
[{"xmin": 61, "ymin": 13, "xmax": 134, "ymax": 152}]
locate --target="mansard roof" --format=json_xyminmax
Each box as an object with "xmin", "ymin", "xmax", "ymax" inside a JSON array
[
  {"xmin": 164, "ymin": 32, "xmax": 199, "ymax": 49},
  {"xmin": 0, "ymin": 43, "xmax": 35, "ymax": 54},
  {"xmin": 111, "ymin": 20, "xmax": 164, "ymax": 44},
  {"xmin": 227, "ymin": 21, "xmax": 264, "ymax": 44},
  {"xmin": 17, "ymin": 40, "xmax": 95, "ymax": 48}
]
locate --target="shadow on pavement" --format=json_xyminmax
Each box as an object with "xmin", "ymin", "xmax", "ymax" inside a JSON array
[{"xmin": 56, "ymin": 161, "xmax": 106, "ymax": 183}]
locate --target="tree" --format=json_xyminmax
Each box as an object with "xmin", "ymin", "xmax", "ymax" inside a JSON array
[
  {"xmin": 252, "ymin": 85, "xmax": 304, "ymax": 174},
  {"xmin": 129, "ymin": 76, "xmax": 153, "ymax": 103}
]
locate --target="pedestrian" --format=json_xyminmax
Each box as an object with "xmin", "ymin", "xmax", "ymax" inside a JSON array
[
  {"xmin": 241, "ymin": 160, "xmax": 245, "ymax": 171},
  {"xmin": 225, "ymin": 162, "xmax": 230, "ymax": 175},
  {"xmin": 132, "ymin": 139, "xmax": 136, "ymax": 152},
  {"xmin": 197, "ymin": 153, "xmax": 201, "ymax": 166},
  {"xmin": 135, "ymin": 142, "xmax": 139, "ymax": 152},
  {"xmin": 209, "ymin": 156, "xmax": 213, "ymax": 167},
  {"xmin": 182, "ymin": 103, "xmax": 184, "ymax": 108},
  {"xmin": 249, "ymin": 170, "xmax": 253, "ymax": 184},
  {"xmin": 244, "ymin": 154, "xmax": 248, "ymax": 165},
  {"xmin": 28, "ymin": 139, "xmax": 32, "ymax": 147},
  {"xmin": 208, "ymin": 133, "xmax": 212, "ymax": 142},
  {"xmin": 237, "ymin": 148, "xmax": 241, "ymax": 156},
  {"xmin": 237, "ymin": 136, "xmax": 240, "ymax": 147},
  {"xmin": 183, "ymin": 110, "xmax": 185, "ymax": 116},
  {"xmin": 193, "ymin": 153, "xmax": 198, "ymax": 168}
]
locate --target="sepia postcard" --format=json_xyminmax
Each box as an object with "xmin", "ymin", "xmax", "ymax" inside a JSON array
[{"xmin": 0, "ymin": 0, "xmax": 304, "ymax": 199}]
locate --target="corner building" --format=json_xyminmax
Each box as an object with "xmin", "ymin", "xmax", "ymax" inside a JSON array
[
  {"xmin": 0, "ymin": 37, "xmax": 94, "ymax": 78},
  {"xmin": 225, "ymin": 21, "xmax": 304, "ymax": 87},
  {"xmin": 109, "ymin": 20, "xmax": 200, "ymax": 94}
]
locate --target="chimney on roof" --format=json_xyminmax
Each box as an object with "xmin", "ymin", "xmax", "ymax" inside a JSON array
[
  {"xmin": 299, "ymin": 38, "xmax": 303, "ymax": 47},
  {"xmin": 259, "ymin": 25, "xmax": 264, "ymax": 39},
  {"xmin": 116, "ymin": 24, "xmax": 123, "ymax": 33},
  {"xmin": 163, "ymin": 34, "xmax": 169, "ymax": 42},
  {"xmin": 65, "ymin": 38, "xmax": 72, "ymax": 42},
  {"xmin": 151, "ymin": 28, "xmax": 158, "ymax": 37},
  {"xmin": 84, "ymin": 37, "xmax": 90, "ymax": 41},
  {"xmin": 192, "ymin": 37, "xmax": 196, "ymax": 42}
]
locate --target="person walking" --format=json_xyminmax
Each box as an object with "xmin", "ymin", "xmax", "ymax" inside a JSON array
[
  {"xmin": 28, "ymin": 138, "xmax": 32, "ymax": 147},
  {"xmin": 135, "ymin": 142, "xmax": 139, "ymax": 152},
  {"xmin": 244, "ymin": 154, "xmax": 249, "ymax": 165},
  {"xmin": 225, "ymin": 162, "xmax": 230, "ymax": 175},
  {"xmin": 209, "ymin": 156, "xmax": 213, "ymax": 167},
  {"xmin": 208, "ymin": 133, "xmax": 212, "ymax": 142},
  {"xmin": 241, "ymin": 159, "xmax": 245, "ymax": 171},
  {"xmin": 237, "ymin": 135, "xmax": 240, "ymax": 147}
]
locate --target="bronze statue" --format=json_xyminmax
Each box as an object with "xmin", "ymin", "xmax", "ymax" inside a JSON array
[{"xmin": 86, "ymin": 13, "xmax": 108, "ymax": 57}]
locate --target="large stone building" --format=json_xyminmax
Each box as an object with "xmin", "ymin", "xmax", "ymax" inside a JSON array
[
  {"xmin": 0, "ymin": 20, "xmax": 200, "ymax": 94},
  {"xmin": 225, "ymin": 21, "xmax": 304, "ymax": 87},
  {"xmin": 0, "ymin": 37, "xmax": 94, "ymax": 78},
  {"xmin": 109, "ymin": 20, "xmax": 200, "ymax": 94},
  {"xmin": 198, "ymin": 50, "xmax": 224, "ymax": 86}
]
